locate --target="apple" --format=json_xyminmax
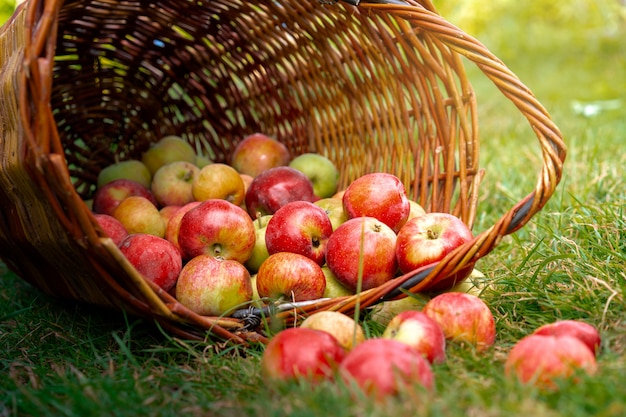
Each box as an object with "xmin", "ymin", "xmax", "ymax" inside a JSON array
[
  {"xmin": 195, "ymin": 153, "xmax": 212, "ymax": 168},
  {"xmin": 93, "ymin": 213, "xmax": 128, "ymax": 245},
  {"xmin": 159, "ymin": 205, "xmax": 182, "ymax": 228},
  {"xmin": 92, "ymin": 178, "xmax": 157, "ymax": 216},
  {"xmin": 192, "ymin": 163, "xmax": 246, "ymax": 206},
  {"xmin": 325, "ymin": 217, "xmax": 398, "ymax": 292},
  {"xmin": 422, "ymin": 292, "xmax": 496, "ymax": 352},
  {"xmin": 150, "ymin": 161, "xmax": 200, "ymax": 207},
  {"xmin": 175, "ymin": 254, "xmax": 253, "ymax": 316},
  {"xmin": 118, "ymin": 233, "xmax": 182, "ymax": 292},
  {"xmin": 339, "ymin": 338, "xmax": 434, "ymax": 401},
  {"xmin": 265, "ymin": 201, "xmax": 333, "ymax": 266},
  {"xmin": 249, "ymin": 274, "xmax": 265, "ymax": 307},
  {"xmin": 112, "ymin": 195, "xmax": 165, "ymax": 237},
  {"xmin": 533, "ymin": 320, "xmax": 601, "ymax": 356},
  {"xmin": 407, "ymin": 199, "xmax": 427, "ymax": 220},
  {"xmin": 244, "ymin": 166, "xmax": 317, "ymax": 218},
  {"xmin": 288, "ymin": 153, "xmax": 339, "ymax": 198},
  {"xmin": 164, "ymin": 201, "xmax": 202, "ymax": 254},
  {"xmin": 230, "ymin": 133, "xmax": 291, "ymax": 178},
  {"xmin": 260, "ymin": 327, "xmax": 346, "ymax": 383},
  {"xmin": 395, "ymin": 212, "xmax": 474, "ymax": 292},
  {"xmin": 342, "ymin": 173, "xmax": 410, "ymax": 233},
  {"xmin": 505, "ymin": 334, "xmax": 598, "ymax": 390},
  {"xmin": 177, "ymin": 199, "xmax": 256, "ymax": 263},
  {"xmin": 97, "ymin": 159, "xmax": 151, "ymax": 189},
  {"xmin": 244, "ymin": 214, "xmax": 273, "ymax": 273},
  {"xmin": 314, "ymin": 198, "xmax": 348, "ymax": 231},
  {"xmin": 141, "ymin": 135, "xmax": 197, "ymax": 175},
  {"xmin": 382, "ymin": 310, "xmax": 446, "ymax": 364},
  {"xmin": 255, "ymin": 252, "xmax": 326, "ymax": 302},
  {"xmin": 367, "ymin": 294, "xmax": 430, "ymax": 327},
  {"xmin": 300, "ymin": 311, "xmax": 366, "ymax": 351},
  {"xmin": 322, "ymin": 266, "xmax": 354, "ymax": 298}
]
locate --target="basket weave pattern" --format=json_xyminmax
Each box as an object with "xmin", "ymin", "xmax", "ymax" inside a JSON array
[{"xmin": 0, "ymin": 0, "xmax": 565, "ymax": 343}]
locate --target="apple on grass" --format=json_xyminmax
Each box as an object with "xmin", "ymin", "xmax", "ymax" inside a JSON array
[
  {"xmin": 505, "ymin": 334, "xmax": 598, "ymax": 391},
  {"xmin": 244, "ymin": 214, "xmax": 273, "ymax": 273},
  {"xmin": 288, "ymin": 153, "xmax": 339, "ymax": 199},
  {"xmin": 112, "ymin": 195, "xmax": 165, "ymax": 238},
  {"xmin": 265, "ymin": 201, "xmax": 333, "ymax": 266},
  {"xmin": 422, "ymin": 292, "xmax": 496, "ymax": 352},
  {"xmin": 533, "ymin": 320, "xmax": 601, "ymax": 356},
  {"xmin": 94, "ymin": 213, "xmax": 128, "ymax": 245},
  {"xmin": 92, "ymin": 178, "xmax": 157, "ymax": 216},
  {"xmin": 382, "ymin": 310, "xmax": 446, "ymax": 364},
  {"xmin": 244, "ymin": 166, "xmax": 317, "ymax": 218},
  {"xmin": 164, "ymin": 201, "xmax": 201, "ymax": 254},
  {"xmin": 339, "ymin": 338, "xmax": 434, "ymax": 402},
  {"xmin": 141, "ymin": 135, "xmax": 197, "ymax": 176},
  {"xmin": 175, "ymin": 254, "xmax": 253, "ymax": 316},
  {"xmin": 192, "ymin": 163, "xmax": 246, "ymax": 206},
  {"xmin": 230, "ymin": 133, "xmax": 291, "ymax": 178},
  {"xmin": 367, "ymin": 294, "xmax": 430, "ymax": 327},
  {"xmin": 342, "ymin": 172, "xmax": 410, "ymax": 233},
  {"xmin": 261, "ymin": 327, "xmax": 346, "ymax": 383},
  {"xmin": 255, "ymin": 252, "xmax": 326, "ymax": 302},
  {"xmin": 151, "ymin": 161, "xmax": 200, "ymax": 207},
  {"xmin": 118, "ymin": 233, "xmax": 182, "ymax": 292},
  {"xmin": 97, "ymin": 159, "xmax": 152, "ymax": 189},
  {"xmin": 178, "ymin": 199, "xmax": 256, "ymax": 263},
  {"xmin": 325, "ymin": 216, "xmax": 398, "ymax": 292},
  {"xmin": 395, "ymin": 212, "xmax": 474, "ymax": 292},
  {"xmin": 314, "ymin": 198, "xmax": 348, "ymax": 231},
  {"xmin": 300, "ymin": 311, "xmax": 366, "ymax": 351}
]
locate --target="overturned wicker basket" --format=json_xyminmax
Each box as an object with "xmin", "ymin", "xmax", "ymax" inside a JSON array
[{"xmin": 0, "ymin": 0, "xmax": 565, "ymax": 345}]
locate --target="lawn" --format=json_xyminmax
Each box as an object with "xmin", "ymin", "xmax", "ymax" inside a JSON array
[{"xmin": 1, "ymin": 1, "xmax": 625, "ymax": 416}]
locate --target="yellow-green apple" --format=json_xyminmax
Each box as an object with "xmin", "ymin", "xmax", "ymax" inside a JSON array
[
  {"xmin": 322, "ymin": 265, "xmax": 354, "ymax": 298},
  {"xmin": 265, "ymin": 201, "xmax": 333, "ymax": 266},
  {"xmin": 230, "ymin": 133, "xmax": 291, "ymax": 178},
  {"xmin": 422, "ymin": 292, "xmax": 496, "ymax": 352},
  {"xmin": 192, "ymin": 163, "xmax": 246, "ymax": 206},
  {"xmin": 325, "ymin": 217, "xmax": 398, "ymax": 292},
  {"xmin": 395, "ymin": 212, "xmax": 474, "ymax": 292},
  {"xmin": 260, "ymin": 327, "xmax": 346, "ymax": 383},
  {"xmin": 368, "ymin": 294, "xmax": 430, "ymax": 326},
  {"xmin": 97, "ymin": 159, "xmax": 152, "ymax": 189},
  {"xmin": 151, "ymin": 161, "xmax": 200, "ymax": 207},
  {"xmin": 505, "ymin": 334, "xmax": 597, "ymax": 391},
  {"xmin": 314, "ymin": 197, "xmax": 348, "ymax": 231},
  {"xmin": 244, "ymin": 166, "xmax": 317, "ymax": 218},
  {"xmin": 118, "ymin": 233, "xmax": 182, "ymax": 292},
  {"xmin": 255, "ymin": 252, "xmax": 326, "ymax": 302},
  {"xmin": 92, "ymin": 178, "xmax": 157, "ymax": 216},
  {"xmin": 249, "ymin": 274, "xmax": 265, "ymax": 307},
  {"xmin": 177, "ymin": 199, "xmax": 255, "ymax": 263},
  {"xmin": 164, "ymin": 201, "xmax": 201, "ymax": 254},
  {"xmin": 338, "ymin": 338, "xmax": 434, "ymax": 402},
  {"xmin": 288, "ymin": 153, "xmax": 339, "ymax": 198},
  {"xmin": 243, "ymin": 214, "xmax": 273, "ymax": 273},
  {"xmin": 407, "ymin": 199, "xmax": 427, "ymax": 220},
  {"xmin": 175, "ymin": 254, "xmax": 253, "ymax": 316},
  {"xmin": 382, "ymin": 310, "xmax": 446, "ymax": 364},
  {"xmin": 342, "ymin": 172, "xmax": 410, "ymax": 233},
  {"xmin": 112, "ymin": 195, "xmax": 165, "ymax": 237},
  {"xmin": 300, "ymin": 311, "xmax": 365, "ymax": 351},
  {"xmin": 195, "ymin": 153, "xmax": 212, "ymax": 168},
  {"xmin": 141, "ymin": 135, "xmax": 197, "ymax": 176},
  {"xmin": 159, "ymin": 205, "xmax": 181, "ymax": 229},
  {"xmin": 93, "ymin": 213, "xmax": 128, "ymax": 245},
  {"xmin": 533, "ymin": 320, "xmax": 601, "ymax": 356}
]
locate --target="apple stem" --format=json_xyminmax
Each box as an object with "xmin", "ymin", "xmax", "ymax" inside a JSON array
[
  {"xmin": 427, "ymin": 228, "xmax": 439, "ymax": 240},
  {"xmin": 312, "ymin": 237, "xmax": 320, "ymax": 248}
]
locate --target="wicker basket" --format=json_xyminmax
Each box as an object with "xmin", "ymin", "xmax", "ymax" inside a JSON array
[{"xmin": 0, "ymin": 0, "xmax": 565, "ymax": 345}]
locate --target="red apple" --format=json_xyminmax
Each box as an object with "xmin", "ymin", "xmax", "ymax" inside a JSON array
[
  {"xmin": 159, "ymin": 205, "xmax": 182, "ymax": 228},
  {"xmin": 255, "ymin": 252, "xmax": 326, "ymax": 302},
  {"xmin": 177, "ymin": 199, "xmax": 255, "ymax": 262},
  {"xmin": 175, "ymin": 254, "xmax": 253, "ymax": 316},
  {"xmin": 230, "ymin": 133, "xmax": 291, "ymax": 178},
  {"xmin": 118, "ymin": 233, "xmax": 182, "ymax": 292},
  {"xmin": 300, "ymin": 311, "xmax": 366, "ymax": 351},
  {"xmin": 505, "ymin": 334, "xmax": 598, "ymax": 390},
  {"xmin": 325, "ymin": 217, "xmax": 398, "ymax": 292},
  {"xmin": 150, "ymin": 161, "xmax": 200, "ymax": 207},
  {"xmin": 533, "ymin": 320, "xmax": 601, "ymax": 356},
  {"xmin": 261, "ymin": 327, "xmax": 346, "ymax": 383},
  {"xmin": 339, "ymin": 338, "xmax": 434, "ymax": 401},
  {"xmin": 164, "ymin": 201, "xmax": 202, "ymax": 254},
  {"xmin": 112, "ymin": 195, "xmax": 165, "ymax": 237},
  {"xmin": 92, "ymin": 178, "xmax": 157, "ymax": 216},
  {"xmin": 342, "ymin": 173, "xmax": 410, "ymax": 233},
  {"xmin": 265, "ymin": 201, "xmax": 333, "ymax": 266},
  {"xmin": 382, "ymin": 310, "xmax": 446, "ymax": 364},
  {"xmin": 244, "ymin": 166, "xmax": 317, "ymax": 218},
  {"xmin": 94, "ymin": 213, "xmax": 128, "ymax": 245},
  {"xmin": 422, "ymin": 292, "xmax": 496, "ymax": 352}
]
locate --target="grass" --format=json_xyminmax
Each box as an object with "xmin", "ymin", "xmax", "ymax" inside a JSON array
[{"xmin": 1, "ymin": 1, "xmax": 626, "ymax": 416}]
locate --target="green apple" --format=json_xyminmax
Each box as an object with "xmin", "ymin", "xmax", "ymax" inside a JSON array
[
  {"xmin": 322, "ymin": 265, "xmax": 353, "ymax": 299},
  {"xmin": 368, "ymin": 293, "xmax": 430, "ymax": 326},
  {"xmin": 141, "ymin": 135, "xmax": 197, "ymax": 175},
  {"xmin": 314, "ymin": 198, "xmax": 348, "ymax": 231},
  {"xmin": 244, "ymin": 215, "xmax": 273, "ymax": 273},
  {"xmin": 289, "ymin": 153, "xmax": 339, "ymax": 199},
  {"xmin": 97, "ymin": 159, "xmax": 151, "ymax": 189},
  {"xmin": 195, "ymin": 153, "xmax": 213, "ymax": 168}
]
